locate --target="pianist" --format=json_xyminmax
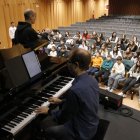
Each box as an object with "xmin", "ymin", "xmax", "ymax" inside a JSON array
[
  {"xmin": 14, "ymin": 9, "xmax": 46, "ymax": 49},
  {"xmin": 36, "ymin": 48, "xmax": 99, "ymax": 140}
]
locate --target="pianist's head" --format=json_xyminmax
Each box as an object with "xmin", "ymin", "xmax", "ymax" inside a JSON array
[
  {"xmin": 24, "ymin": 9, "xmax": 36, "ymax": 24},
  {"xmin": 68, "ymin": 48, "xmax": 91, "ymax": 76}
]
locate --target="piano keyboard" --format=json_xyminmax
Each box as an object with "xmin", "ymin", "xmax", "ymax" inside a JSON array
[{"xmin": 0, "ymin": 76, "xmax": 74, "ymax": 135}]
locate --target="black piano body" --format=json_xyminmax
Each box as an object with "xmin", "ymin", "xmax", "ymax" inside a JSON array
[{"xmin": 0, "ymin": 46, "xmax": 73, "ymax": 140}]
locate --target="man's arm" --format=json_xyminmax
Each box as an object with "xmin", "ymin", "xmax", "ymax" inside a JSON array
[{"xmin": 56, "ymin": 90, "xmax": 80, "ymax": 124}]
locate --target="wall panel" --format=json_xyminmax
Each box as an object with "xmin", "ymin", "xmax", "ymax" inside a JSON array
[
  {"xmin": 109, "ymin": 0, "xmax": 140, "ymax": 15},
  {"xmin": 0, "ymin": 0, "xmax": 108, "ymax": 48}
]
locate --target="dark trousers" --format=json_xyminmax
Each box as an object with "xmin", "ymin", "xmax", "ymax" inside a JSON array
[
  {"xmin": 95, "ymin": 69, "xmax": 110, "ymax": 84},
  {"xmin": 122, "ymin": 77, "xmax": 138, "ymax": 94},
  {"xmin": 12, "ymin": 39, "xmax": 15, "ymax": 46},
  {"xmin": 87, "ymin": 67, "xmax": 99, "ymax": 75},
  {"xmin": 38, "ymin": 116, "xmax": 75, "ymax": 140}
]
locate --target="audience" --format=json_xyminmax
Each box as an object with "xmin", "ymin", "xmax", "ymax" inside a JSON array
[{"xmin": 36, "ymin": 26, "xmax": 140, "ymax": 102}]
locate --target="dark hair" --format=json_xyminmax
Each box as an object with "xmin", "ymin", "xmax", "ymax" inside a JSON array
[
  {"xmin": 116, "ymin": 56, "xmax": 122, "ymax": 61},
  {"xmin": 69, "ymin": 49, "xmax": 91, "ymax": 70},
  {"xmin": 11, "ymin": 22, "xmax": 14, "ymax": 25},
  {"xmin": 113, "ymin": 46, "xmax": 118, "ymax": 55},
  {"xmin": 134, "ymin": 60, "xmax": 140, "ymax": 73},
  {"xmin": 24, "ymin": 9, "xmax": 35, "ymax": 20}
]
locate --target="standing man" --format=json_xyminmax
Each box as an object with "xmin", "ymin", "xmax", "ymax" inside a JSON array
[
  {"xmin": 9, "ymin": 22, "xmax": 16, "ymax": 45},
  {"xmin": 15, "ymin": 9, "xmax": 44, "ymax": 49},
  {"xmin": 35, "ymin": 48, "xmax": 99, "ymax": 140}
]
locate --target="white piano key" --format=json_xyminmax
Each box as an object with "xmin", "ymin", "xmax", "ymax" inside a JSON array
[{"xmin": 1, "ymin": 76, "xmax": 74, "ymax": 135}]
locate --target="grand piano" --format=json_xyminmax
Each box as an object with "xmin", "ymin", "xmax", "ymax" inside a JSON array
[{"xmin": 0, "ymin": 45, "xmax": 74, "ymax": 140}]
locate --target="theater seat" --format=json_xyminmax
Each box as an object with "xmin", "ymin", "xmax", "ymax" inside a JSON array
[{"xmin": 93, "ymin": 119, "xmax": 110, "ymax": 140}]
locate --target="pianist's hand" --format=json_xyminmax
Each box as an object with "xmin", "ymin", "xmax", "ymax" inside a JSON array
[
  {"xmin": 35, "ymin": 106, "xmax": 49, "ymax": 114},
  {"xmin": 48, "ymin": 97, "xmax": 62, "ymax": 104}
]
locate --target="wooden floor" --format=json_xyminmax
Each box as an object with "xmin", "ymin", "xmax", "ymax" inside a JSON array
[{"xmin": 99, "ymin": 83, "xmax": 140, "ymax": 111}]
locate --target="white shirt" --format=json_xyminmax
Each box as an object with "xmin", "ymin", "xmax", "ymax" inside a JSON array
[
  {"xmin": 110, "ymin": 51, "xmax": 122, "ymax": 59},
  {"xmin": 129, "ymin": 64, "xmax": 140, "ymax": 80},
  {"xmin": 47, "ymin": 44, "xmax": 56, "ymax": 49},
  {"xmin": 111, "ymin": 62, "xmax": 125, "ymax": 76},
  {"xmin": 66, "ymin": 38, "xmax": 74, "ymax": 44},
  {"xmin": 49, "ymin": 51, "xmax": 57, "ymax": 57},
  {"xmin": 79, "ymin": 45, "xmax": 88, "ymax": 50},
  {"xmin": 109, "ymin": 36, "xmax": 119, "ymax": 43},
  {"xmin": 9, "ymin": 26, "xmax": 16, "ymax": 39}
]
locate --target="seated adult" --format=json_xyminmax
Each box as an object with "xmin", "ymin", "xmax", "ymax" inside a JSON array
[
  {"xmin": 49, "ymin": 46, "xmax": 57, "ymax": 57},
  {"xmin": 87, "ymin": 52, "xmax": 103, "ymax": 75},
  {"xmin": 91, "ymin": 31, "xmax": 98, "ymax": 41},
  {"xmin": 132, "ymin": 35, "xmax": 139, "ymax": 48},
  {"xmin": 109, "ymin": 32, "xmax": 119, "ymax": 44},
  {"xmin": 45, "ymin": 40, "xmax": 56, "ymax": 54},
  {"xmin": 66, "ymin": 36, "xmax": 74, "ymax": 44},
  {"xmin": 110, "ymin": 46, "xmax": 122, "ymax": 59},
  {"xmin": 95, "ymin": 55, "xmax": 114, "ymax": 84},
  {"xmin": 118, "ymin": 60, "xmax": 140, "ymax": 97},
  {"xmin": 82, "ymin": 30, "xmax": 90, "ymax": 40},
  {"xmin": 75, "ymin": 35, "xmax": 82, "ymax": 45},
  {"xmin": 15, "ymin": 9, "xmax": 45, "ymax": 49},
  {"xmin": 131, "ymin": 52, "xmax": 140, "ymax": 63},
  {"xmin": 64, "ymin": 31, "xmax": 70, "ymax": 38},
  {"xmin": 106, "ymin": 56, "xmax": 125, "ymax": 92},
  {"xmin": 120, "ymin": 34, "xmax": 128, "ymax": 45},
  {"xmin": 96, "ymin": 37, "xmax": 102, "ymax": 48},
  {"xmin": 79, "ymin": 40, "xmax": 88, "ymax": 50},
  {"xmin": 99, "ymin": 43, "xmax": 108, "ymax": 58},
  {"xmin": 126, "ymin": 40, "xmax": 138, "ymax": 52},
  {"xmin": 123, "ymin": 47, "xmax": 133, "ymax": 60},
  {"xmin": 35, "ymin": 48, "xmax": 99, "ymax": 140},
  {"xmin": 99, "ymin": 33, "xmax": 105, "ymax": 41},
  {"xmin": 73, "ymin": 31, "xmax": 82, "ymax": 40},
  {"xmin": 105, "ymin": 38, "xmax": 112, "ymax": 49},
  {"xmin": 90, "ymin": 42, "xmax": 98, "ymax": 55}
]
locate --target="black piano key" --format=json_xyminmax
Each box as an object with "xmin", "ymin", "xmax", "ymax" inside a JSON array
[
  {"xmin": 23, "ymin": 109, "xmax": 33, "ymax": 114},
  {"xmin": 11, "ymin": 119, "xmax": 20, "ymax": 124},
  {"xmin": 45, "ymin": 86, "xmax": 59, "ymax": 92},
  {"xmin": 3, "ymin": 126, "xmax": 11, "ymax": 131},
  {"xmin": 39, "ymin": 92, "xmax": 52, "ymax": 98},
  {"xmin": 33, "ymin": 96, "xmax": 47, "ymax": 102},
  {"xmin": 14, "ymin": 117, "xmax": 23, "ymax": 121},
  {"xmin": 50, "ymin": 84, "xmax": 63, "ymax": 89},
  {"xmin": 19, "ymin": 113, "xmax": 28, "ymax": 118},
  {"xmin": 53, "ymin": 81, "xmax": 66, "ymax": 86},
  {"xmin": 41, "ymin": 89, "xmax": 56, "ymax": 94},
  {"xmin": 8, "ymin": 122, "xmax": 17, "ymax": 126},
  {"xmin": 55, "ymin": 79, "xmax": 68, "ymax": 84},
  {"xmin": 6, "ymin": 123, "xmax": 15, "ymax": 128}
]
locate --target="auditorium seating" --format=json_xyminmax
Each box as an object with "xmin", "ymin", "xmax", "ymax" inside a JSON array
[{"xmin": 57, "ymin": 15, "xmax": 140, "ymax": 40}]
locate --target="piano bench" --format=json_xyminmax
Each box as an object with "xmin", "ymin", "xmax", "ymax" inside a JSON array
[{"xmin": 92, "ymin": 119, "xmax": 110, "ymax": 140}]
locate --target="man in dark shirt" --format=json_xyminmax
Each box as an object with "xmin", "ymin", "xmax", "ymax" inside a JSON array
[
  {"xmin": 36, "ymin": 48, "xmax": 99, "ymax": 140},
  {"xmin": 14, "ymin": 9, "xmax": 42, "ymax": 49}
]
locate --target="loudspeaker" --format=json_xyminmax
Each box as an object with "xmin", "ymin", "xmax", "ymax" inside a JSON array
[{"xmin": 99, "ymin": 88, "xmax": 123, "ymax": 110}]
